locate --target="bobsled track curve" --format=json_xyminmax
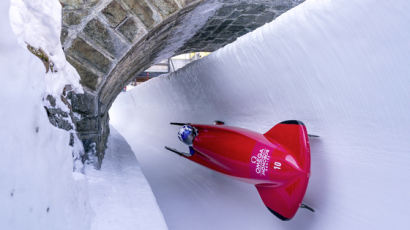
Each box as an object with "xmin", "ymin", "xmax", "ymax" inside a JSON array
[{"xmin": 110, "ymin": 0, "xmax": 410, "ymax": 229}]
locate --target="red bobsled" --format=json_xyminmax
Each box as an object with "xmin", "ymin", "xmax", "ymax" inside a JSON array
[{"xmin": 165, "ymin": 120, "xmax": 313, "ymax": 220}]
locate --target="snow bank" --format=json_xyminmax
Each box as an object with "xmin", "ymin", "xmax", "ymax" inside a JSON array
[
  {"xmin": 111, "ymin": 0, "xmax": 410, "ymax": 229},
  {"xmin": 0, "ymin": 0, "xmax": 91, "ymax": 229},
  {"xmin": 2, "ymin": 1, "xmax": 169, "ymax": 229},
  {"xmin": 9, "ymin": 0, "xmax": 84, "ymax": 96},
  {"xmin": 86, "ymin": 128, "xmax": 168, "ymax": 230}
]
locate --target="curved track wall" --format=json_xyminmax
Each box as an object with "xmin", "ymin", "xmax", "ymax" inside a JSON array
[{"xmin": 111, "ymin": 0, "xmax": 410, "ymax": 228}]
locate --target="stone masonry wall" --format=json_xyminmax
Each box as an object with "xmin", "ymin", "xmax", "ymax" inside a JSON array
[
  {"xmin": 178, "ymin": 0, "xmax": 305, "ymax": 53},
  {"xmin": 58, "ymin": 0, "xmax": 304, "ymax": 168}
]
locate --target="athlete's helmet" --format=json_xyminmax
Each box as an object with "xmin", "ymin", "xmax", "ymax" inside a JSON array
[{"xmin": 178, "ymin": 125, "xmax": 197, "ymax": 146}]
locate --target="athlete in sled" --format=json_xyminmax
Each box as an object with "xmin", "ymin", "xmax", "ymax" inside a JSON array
[{"xmin": 165, "ymin": 120, "xmax": 314, "ymax": 220}]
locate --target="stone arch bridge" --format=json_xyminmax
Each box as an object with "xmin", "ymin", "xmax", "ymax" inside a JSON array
[{"xmin": 52, "ymin": 0, "xmax": 304, "ymax": 168}]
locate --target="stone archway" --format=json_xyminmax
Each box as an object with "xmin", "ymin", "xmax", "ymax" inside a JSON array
[{"xmin": 55, "ymin": 0, "xmax": 304, "ymax": 168}]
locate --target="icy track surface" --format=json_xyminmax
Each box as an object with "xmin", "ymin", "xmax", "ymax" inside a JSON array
[
  {"xmin": 111, "ymin": 0, "xmax": 410, "ymax": 229},
  {"xmin": 85, "ymin": 128, "xmax": 167, "ymax": 230}
]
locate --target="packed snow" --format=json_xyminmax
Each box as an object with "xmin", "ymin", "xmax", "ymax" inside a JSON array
[
  {"xmin": 0, "ymin": 0, "xmax": 91, "ymax": 229},
  {"xmin": 2, "ymin": 0, "xmax": 167, "ymax": 229},
  {"xmin": 111, "ymin": 0, "xmax": 410, "ymax": 229},
  {"xmin": 9, "ymin": 0, "xmax": 84, "ymax": 97},
  {"xmin": 85, "ymin": 128, "xmax": 167, "ymax": 230}
]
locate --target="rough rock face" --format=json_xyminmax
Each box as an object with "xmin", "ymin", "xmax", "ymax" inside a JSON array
[{"xmin": 57, "ymin": 0, "xmax": 304, "ymax": 168}]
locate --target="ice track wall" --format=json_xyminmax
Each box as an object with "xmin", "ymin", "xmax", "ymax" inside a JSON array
[{"xmin": 110, "ymin": 0, "xmax": 410, "ymax": 229}]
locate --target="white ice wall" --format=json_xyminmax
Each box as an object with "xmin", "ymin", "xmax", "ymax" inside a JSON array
[
  {"xmin": 0, "ymin": 1, "xmax": 91, "ymax": 229},
  {"xmin": 111, "ymin": 0, "xmax": 410, "ymax": 229}
]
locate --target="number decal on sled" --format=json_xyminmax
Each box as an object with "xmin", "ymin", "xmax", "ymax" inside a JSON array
[{"xmin": 273, "ymin": 161, "xmax": 282, "ymax": 170}]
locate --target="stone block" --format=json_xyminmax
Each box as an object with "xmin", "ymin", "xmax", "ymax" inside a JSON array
[
  {"xmin": 213, "ymin": 38, "xmax": 226, "ymax": 45},
  {"xmin": 66, "ymin": 56, "xmax": 101, "ymax": 91},
  {"xmin": 59, "ymin": 0, "xmax": 84, "ymax": 9},
  {"xmin": 213, "ymin": 19, "xmax": 232, "ymax": 34},
  {"xmin": 215, "ymin": 31, "xmax": 232, "ymax": 39},
  {"xmin": 117, "ymin": 17, "xmax": 145, "ymax": 42},
  {"xmin": 83, "ymin": 18, "xmax": 127, "ymax": 58},
  {"xmin": 204, "ymin": 25, "xmax": 217, "ymax": 33},
  {"xmin": 226, "ymin": 36, "xmax": 237, "ymax": 44},
  {"xmin": 44, "ymin": 107, "xmax": 73, "ymax": 131},
  {"xmin": 99, "ymin": 113, "xmax": 110, "ymax": 148},
  {"xmin": 122, "ymin": 0, "xmax": 155, "ymax": 28},
  {"xmin": 234, "ymin": 2, "xmax": 248, "ymax": 12},
  {"xmin": 247, "ymin": 23, "xmax": 260, "ymax": 31},
  {"xmin": 69, "ymin": 91, "xmax": 98, "ymax": 116},
  {"xmin": 216, "ymin": 5, "xmax": 235, "ymax": 17},
  {"xmin": 59, "ymin": 0, "xmax": 100, "ymax": 8},
  {"xmin": 62, "ymin": 10, "xmax": 87, "ymax": 26},
  {"xmin": 204, "ymin": 36, "xmax": 215, "ymax": 41},
  {"xmin": 76, "ymin": 117, "xmax": 98, "ymax": 132},
  {"xmin": 78, "ymin": 133, "xmax": 99, "ymax": 165},
  {"xmin": 233, "ymin": 15, "xmax": 256, "ymax": 26},
  {"xmin": 196, "ymin": 31, "xmax": 209, "ymax": 39},
  {"xmin": 274, "ymin": 4, "xmax": 292, "ymax": 11},
  {"xmin": 241, "ymin": 4, "xmax": 266, "ymax": 15},
  {"xmin": 78, "ymin": 130, "xmax": 106, "ymax": 168},
  {"xmin": 207, "ymin": 19, "xmax": 223, "ymax": 26},
  {"xmin": 236, "ymin": 29, "xmax": 248, "ymax": 37},
  {"xmin": 227, "ymin": 25, "xmax": 245, "ymax": 33},
  {"xmin": 149, "ymin": 0, "xmax": 179, "ymax": 17},
  {"xmin": 99, "ymin": 101, "xmax": 108, "ymax": 115},
  {"xmin": 255, "ymin": 12, "xmax": 276, "ymax": 25},
  {"xmin": 67, "ymin": 37, "xmax": 111, "ymax": 73},
  {"xmin": 228, "ymin": 10, "xmax": 241, "ymax": 19},
  {"xmin": 102, "ymin": 0, "xmax": 128, "ymax": 27}
]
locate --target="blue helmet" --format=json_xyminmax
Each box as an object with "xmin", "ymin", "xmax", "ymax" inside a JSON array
[{"xmin": 178, "ymin": 125, "xmax": 197, "ymax": 145}]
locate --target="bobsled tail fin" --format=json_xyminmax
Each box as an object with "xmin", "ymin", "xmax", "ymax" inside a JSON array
[
  {"xmin": 261, "ymin": 120, "xmax": 311, "ymax": 220},
  {"xmin": 264, "ymin": 120, "xmax": 310, "ymax": 171},
  {"xmin": 256, "ymin": 175, "xmax": 309, "ymax": 220}
]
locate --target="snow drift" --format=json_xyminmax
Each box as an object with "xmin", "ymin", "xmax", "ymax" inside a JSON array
[
  {"xmin": 86, "ymin": 128, "xmax": 168, "ymax": 230},
  {"xmin": 1, "ymin": 0, "xmax": 168, "ymax": 229},
  {"xmin": 0, "ymin": 1, "xmax": 91, "ymax": 229},
  {"xmin": 111, "ymin": 0, "xmax": 410, "ymax": 229}
]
